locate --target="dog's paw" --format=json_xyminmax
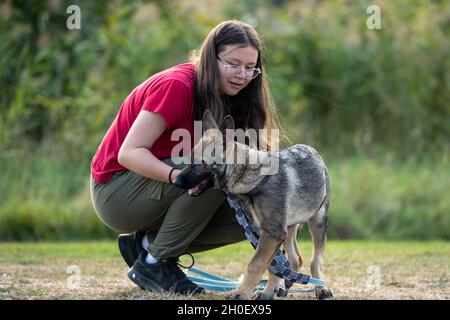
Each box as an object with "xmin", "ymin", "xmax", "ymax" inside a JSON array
[
  {"xmin": 315, "ymin": 287, "xmax": 334, "ymax": 299},
  {"xmin": 253, "ymin": 290, "xmax": 275, "ymax": 300},
  {"xmin": 276, "ymin": 288, "xmax": 289, "ymax": 297},
  {"xmin": 225, "ymin": 290, "xmax": 250, "ymax": 300}
]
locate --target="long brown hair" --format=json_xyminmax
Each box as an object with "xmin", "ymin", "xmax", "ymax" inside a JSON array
[{"xmin": 191, "ymin": 20, "xmax": 286, "ymax": 150}]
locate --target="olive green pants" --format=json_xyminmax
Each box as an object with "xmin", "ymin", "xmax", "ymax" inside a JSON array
[{"xmin": 90, "ymin": 158, "xmax": 245, "ymax": 260}]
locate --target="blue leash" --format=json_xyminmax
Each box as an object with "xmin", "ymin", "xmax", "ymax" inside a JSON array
[
  {"xmin": 185, "ymin": 267, "xmax": 315, "ymax": 293},
  {"xmin": 185, "ymin": 193, "xmax": 326, "ymax": 293}
]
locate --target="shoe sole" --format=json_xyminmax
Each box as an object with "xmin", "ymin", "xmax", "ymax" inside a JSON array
[
  {"xmin": 127, "ymin": 269, "xmax": 165, "ymax": 293},
  {"xmin": 127, "ymin": 268, "xmax": 206, "ymax": 295}
]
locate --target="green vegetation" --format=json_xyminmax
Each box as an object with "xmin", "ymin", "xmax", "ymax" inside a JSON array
[
  {"xmin": 0, "ymin": 1, "xmax": 448, "ymax": 240},
  {"xmin": 0, "ymin": 144, "xmax": 448, "ymax": 240}
]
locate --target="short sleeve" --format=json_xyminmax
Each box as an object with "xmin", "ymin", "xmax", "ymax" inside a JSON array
[{"xmin": 142, "ymin": 79, "xmax": 190, "ymax": 129}]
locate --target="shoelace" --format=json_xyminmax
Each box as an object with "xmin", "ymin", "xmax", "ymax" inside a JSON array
[
  {"xmin": 161, "ymin": 254, "xmax": 196, "ymax": 281},
  {"xmin": 176, "ymin": 253, "xmax": 196, "ymax": 269}
]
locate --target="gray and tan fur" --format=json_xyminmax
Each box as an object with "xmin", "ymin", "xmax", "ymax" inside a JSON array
[{"xmin": 174, "ymin": 110, "xmax": 334, "ymax": 300}]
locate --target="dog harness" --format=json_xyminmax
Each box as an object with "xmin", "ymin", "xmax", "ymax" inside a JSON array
[
  {"xmin": 184, "ymin": 192, "xmax": 327, "ymax": 293},
  {"xmin": 226, "ymin": 192, "xmax": 327, "ymax": 289}
]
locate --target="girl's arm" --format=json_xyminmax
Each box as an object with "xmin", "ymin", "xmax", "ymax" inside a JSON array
[{"xmin": 118, "ymin": 109, "xmax": 181, "ymax": 183}]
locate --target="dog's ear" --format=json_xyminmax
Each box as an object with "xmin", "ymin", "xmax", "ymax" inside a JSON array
[
  {"xmin": 220, "ymin": 115, "xmax": 235, "ymax": 134},
  {"xmin": 220, "ymin": 115, "xmax": 236, "ymax": 151},
  {"xmin": 202, "ymin": 110, "xmax": 219, "ymax": 130}
]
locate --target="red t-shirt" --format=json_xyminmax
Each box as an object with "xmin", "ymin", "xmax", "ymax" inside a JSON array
[{"xmin": 91, "ymin": 63, "xmax": 195, "ymax": 183}]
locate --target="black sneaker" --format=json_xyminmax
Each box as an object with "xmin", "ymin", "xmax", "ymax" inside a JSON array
[
  {"xmin": 118, "ymin": 231, "xmax": 148, "ymax": 267},
  {"xmin": 127, "ymin": 252, "xmax": 205, "ymax": 295}
]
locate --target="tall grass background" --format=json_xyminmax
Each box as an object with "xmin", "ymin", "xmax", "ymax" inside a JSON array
[{"xmin": 1, "ymin": 141, "xmax": 448, "ymax": 241}]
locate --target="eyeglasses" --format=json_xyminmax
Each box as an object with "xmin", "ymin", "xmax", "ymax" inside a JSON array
[{"xmin": 217, "ymin": 58, "xmax": 261, "ymax": 80}]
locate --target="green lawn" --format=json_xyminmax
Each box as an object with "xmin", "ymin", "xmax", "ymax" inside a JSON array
[{"xmin": 0, "ymin": 240, "xmax": 448, "ymax": 300}]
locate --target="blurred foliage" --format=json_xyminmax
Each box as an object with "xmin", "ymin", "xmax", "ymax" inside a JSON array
[
  {"xmin": 0, "ymin": 144, "xmax": 448, "ymax": 240},
  {"xmin": 1, "ymin": 0, "xmax": 449, "ymax": 159},
  {"xmin": 0, "ymin": 0, "xmax": 449, "ymax": 240}
]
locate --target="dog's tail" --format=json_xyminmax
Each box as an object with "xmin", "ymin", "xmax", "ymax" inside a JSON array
[
  {"xmin": 322, "ymin": 166, "xmax": 331, "ymax": 214},
  {"xmin": 317, "ymin": 155, "xmax": 331, "ymax": 215},
  {"xmin": 311, "ymin": 158, "xmax": 331, "ymax": 243}
]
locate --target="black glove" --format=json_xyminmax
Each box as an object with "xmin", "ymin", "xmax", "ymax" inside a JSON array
[{"xmin": 188, "ymin": 174, "xmax": 213, "ymax": 197}]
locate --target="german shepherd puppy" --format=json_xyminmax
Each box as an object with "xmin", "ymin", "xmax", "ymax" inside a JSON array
[{"xmin": 174, "ymin": 110, "xmax": 333, "ymax": 300}]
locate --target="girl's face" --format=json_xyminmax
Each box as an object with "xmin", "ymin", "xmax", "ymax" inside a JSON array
[{"xmin": 217, "ymin": 45, "xmax": 259, "ymax": 96}]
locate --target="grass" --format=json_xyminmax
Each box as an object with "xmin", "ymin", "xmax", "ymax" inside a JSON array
[
  {"xmin": 326, "ymin": 155, "xmax": 450, "ymax": 240},
  {"xmin": 0, "ymin": 240, "xmax": 448, "ymax": 300}
]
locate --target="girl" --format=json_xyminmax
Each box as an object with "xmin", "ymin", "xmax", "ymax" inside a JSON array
[{"xmin": 90, "ymin": 20, "xmax": 282, "ymax": 295}]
